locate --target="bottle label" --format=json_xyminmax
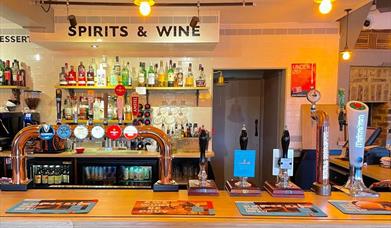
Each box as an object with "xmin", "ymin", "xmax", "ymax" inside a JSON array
[
  {"xmin": 148, "ymin": 73, "xmax": 155, "ymax": 85},
  {"xmin": 168, "ymin": 72, "xmax": 175, "ymax": 82},
  {"xmin": 138, "ymin": 73, "xmax": 145, "ymax": 84}
]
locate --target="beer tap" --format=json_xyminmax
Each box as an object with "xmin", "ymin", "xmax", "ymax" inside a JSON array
[
  {"xmin": 306, "ymin": 88, "xmax": 331, "ymax": 196},
  {"xmin": 275, "ymin": 127, "xmax": 291, "ymax": 189},
  {"xmin": 235, "ymin": 124, "xmax": 252, "ymax": 188},
  {"xmin": 55, "ymin": 89, "xmax": 62, "ymax": 125},
  {"xmin": 103, "ymin": 93, "xmax": 111, "ymax": 150},
  {"xmin": 198, "ymin": 129, "xmax": 208, "ymax": 186}
]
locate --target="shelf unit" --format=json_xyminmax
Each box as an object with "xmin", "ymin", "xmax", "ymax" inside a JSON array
[
  {"xmin": 56, "ymin": 85, "xmax": 209, "ymax": 106},
  {"xmin": 0, "ymin": 85, "xmax": 28, "ymax": 90},
  {"xmin": 61, "ymin": 119, "xmax": 133, "ymax": 124}
]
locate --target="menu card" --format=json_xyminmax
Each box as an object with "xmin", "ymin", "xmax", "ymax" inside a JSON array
[
  {"xmin": 7, "ymin": 199, "xmax": 97, "ymax": 214},
  {"xmin": 329, "ymin": 200, "xmax": 391, "ymax": 215},
  {"xmin": 236, "ymin": 201, "xmax": 327, "ymax": 217},
  {"xmin": 132, "ymin": 200, "xmax": 215, "ymax": 215}
]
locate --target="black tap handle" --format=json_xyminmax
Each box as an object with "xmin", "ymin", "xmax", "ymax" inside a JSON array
[
  {"xmin": 199, "ymin": 129, "xmax": 208, "ymax": 164},
  {"xmin": 56, "ymin": 89, "xmax": 62, "ymax": 124},
  {"xmin": 240, "ymin": 125, "xmax": 248, "ymax": 150},
  {"xmin": 281, "ymin": 128, "xmax": 290, "ymax": 158}
]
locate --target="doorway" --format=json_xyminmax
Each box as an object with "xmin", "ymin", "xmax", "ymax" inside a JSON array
[{"xmin": 212, "ymin": 69, "xmax": 285, "ymax": 189}]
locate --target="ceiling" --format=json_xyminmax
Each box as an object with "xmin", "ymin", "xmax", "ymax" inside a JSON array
[{"xmin": 52, "ymin": 0, "xmax": 373, "ymax": 24}]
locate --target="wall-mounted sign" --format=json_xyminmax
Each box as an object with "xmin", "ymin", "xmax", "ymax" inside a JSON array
[
  {"xmin": 291, "ymin": 63, "xmax": 316, "ymax": 97},
  {"xmin": 30, "ymin": 14, "xmax": 219, "ymax": 43}
]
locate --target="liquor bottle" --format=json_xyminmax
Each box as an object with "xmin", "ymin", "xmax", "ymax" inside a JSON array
[
  {"xmin": 77, "ymin": 61, "xmax": 86, "ymax": 86},
  {"xmin": 63, "ymin": 165, "xmax": 70, "ymax": 184},
  {"xmin": 96, "ymin": 57, "xmax": 108, "ymax": 87},
  {"xmin": 147, "ymin": 63, "xmax": 156, "ymax": 87},
  {"xmin": 167, "ymin": 60, "xmax": 175, "ymax": 87},
  {"xmin": 34, "ymin": 165, "xmax": 42, "ymax": 184},
  {"xmin": 110, "ymin": 56, "xmax": 120, "ymax": 87},
  {"xmin": 79, "ymin": 96, "xmax": 89, "ymax": 120},
  {"xmin": 164, "ymin": 62, "xmax": 168, "ymax": 87},
  {"xmin": 4, "ymin": 60, "xmax": 12, "ymax": 85},
  {"xmin": 185, "ymin": 63, "xmax": 194, "ymax": 87},
  {"xmin": 42, "ymin": 165, "xmax": 49, "ymax": 184},
  {"xmin": 196, "ymin": 64, "xmax": 206, "ymax": 87},
  {"xmin": 107, "ymin": 95, "xmax": 114, "ymax": 120},
  {"xmin": 176, "ymin": 61, "xmax": 184, "ymax": 87},
  {"xmin": 19, "ymin": 63, "xmax": 26, "ymax": 87},
  {"xmin": 64, "ymin": 63, "xmax": 70, "ymax": 76},
  {"xmin": 91, "ymin": 58, "xmax": 97, "ymax": 77},
  {"xmin": 157, "ymin": 60, "xmax": 165, "ymax": 87},
  {"xmin": 11, "ymin": 60, "xmax": 19, "ymax": 86},
  {"xmin": 93, "ymin": 97, "xmax": 100, "ymax": 120},
  {"xmin": 68, "ymin": 65, "xmax": 77, "ymax": 86},
  {"xmin": 138, "ymin": 62, "xmax": 146, "ymax": 87},
  {"xmin": 121, "ymin": 62, "xmax": 130, "ymax": 86},
  {"xmin": 63, "ymin": 97, "xmax": 73, "ymax": 120},
  {"xmin": 173, "ymin": 63, "xmax": 179, "ymax": 87},
  {"xmin": 47, "ymin": 165, "xmax": 55, "ymax": 185},
  {"xmin": 86, "ymin": 65, "xmax": 95, "ymax": 86},
  {"xmin": 124, "ymin": 96, "xmax": 132, "ymax": 121},
  {"xmin": 0, "ymin": 60, "xmax": 4, "ymax": 85},
  {"xmin": 131, "ymin": 66, "xmax": 137, "ymax": 87},
  {"xmin": 58, "ymin": 67, "xmax": 67, "ymax": 86},
  {"xmin": 54, "ymin": 165, "xmax": 62, "ymax": 184}
]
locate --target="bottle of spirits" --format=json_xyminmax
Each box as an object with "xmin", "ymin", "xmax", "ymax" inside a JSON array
[
  {"xmin": 19, "ymin": 63, "xmax": 26, "ymax": 87},
  {"xmin": 157, "ymin": 60, "xmax": 165, "ymax": 87},
  {"xmin": 41, "ymin": 165, "xmax": 49, "ymax": 184},
  {"xmin": 185, "ymin": 63, "xmax": 194, "ymax": 87},
  {"xmin": 77, "ymin": 61, "xmax": 86, "ymax": 86},
  {"xmin": 138, "ymin": 62, "xmax": 146, "ymax": 87},
  {"xmin": 121, "ymin": 62, "xmax": 130, "ymax": 86},
  {"xmin": 176, "ymin": 61, "xmax": 184, "ymax": 87},
  {"xmin": 124, "ymin": 96, "xmax": 132, "ymax": 121},
  {"xmin": 4, "ymin": 60, "xmax": 12, "ymax": 85},
  {"xmin": 59, "ymin": 67, "xmax": 68, "ymax": 85},
  {"xmin": 64, "ymin": 63, "xmax": 69, "ymax": 76},
  {"xmin": 0, "ymin": 60, "xmax": 5, "ymax": 85},
  {"xmin": 196, "ymin": 64, "xmax": 206, "ymax": 87},
  {"xmin": 91, "ymin": 58, "xmax": 97, "ymax": 77},
  {"xmin": 11, "ymin": 60, "xmax": 19, "ymax": 86},
  {"xmin": 96, "ymin": 57, "xmax": 107, "ymax": 87},
  {"xmin": 164, "ymin": 62, "xmax": 168, "ymax": 87},
  {"xmin": 86, "ymin": 65, "xmax": 95, "ymax": 86},
  {"xmin": 68, "ymin": 65, "xmax": 77, "ymax": 86},
  {"xmin": 167, "ymin": 60, "xmax": 175, "ymax": 87},
  {"xmin": 110, "ymin": 56, "xmax": 120, "ymax": 87},
  {"xmin": 147, "ymin": 63, "xmax": 156, "ymax": 87},
  {"xmin": 131, "ymin": 66, "xmax": 137, "ymax": 87}
]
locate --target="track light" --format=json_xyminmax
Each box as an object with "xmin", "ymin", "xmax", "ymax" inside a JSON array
[
  {"xmin": 190, "ymin": 1, "xmax": 200, "ymax": 29},
  {"xmin": 134, "ymin": 0, "xmax": 155, "ymax": 16},
  {"xmin": 66, "ymin": 0, "xmax": 77, "ymax": 27},
  {"xmin": 314, "ymin": 0, "xmax": 335, "ymax": 15},
  {"xmin": 340, "ymin": 9, "xmax": 352, "ymax": 61}
]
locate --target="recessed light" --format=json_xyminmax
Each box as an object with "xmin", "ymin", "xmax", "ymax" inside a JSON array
[{"xmin": 91, "ymin": 44, "xmax": 99, "ymax": 48}]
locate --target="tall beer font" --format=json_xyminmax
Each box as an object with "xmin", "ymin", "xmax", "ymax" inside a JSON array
[{"xmin": 341, "ymin": 101, "xmax": 379, "ymax": 197}]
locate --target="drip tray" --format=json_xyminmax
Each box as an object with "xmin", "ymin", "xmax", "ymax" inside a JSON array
[{"xmin": 49, "ymin": 185, "xmax": 151, "ymax": 189}]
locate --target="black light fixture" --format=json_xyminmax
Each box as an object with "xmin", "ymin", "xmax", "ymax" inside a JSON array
[
  {"xmin": 341, "ymin": 8, "xmax": 352, "ymax": 61},
  {"xmin": 66, "ymin": 0, "xmax": 77, "ymax": 27},
  {"xmin": 190, "ymin": 1, "xmax": 200, "ymax": 29}
]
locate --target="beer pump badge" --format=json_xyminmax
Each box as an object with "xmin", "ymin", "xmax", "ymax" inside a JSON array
[
  {"xmin": 57, "ymin": 124, "xmax": 72, "ymax": 139},
  {"xmin": 39, "ymin": 124, "xmax": 55, "ymax": 140},
  {"xmin": 114, "ymin": 85, "xmax": 126, "ymax": 96},
  {"xmin": 91, "ymin": 126, "xmax": 105, "ymax": 139},
  {"xmin": 350, "ymin": 102, "xmax": 366, "ymax": 110},
  {"xmin": 124, "ymin": 125, "xmax": 138, "ymax": 140},
  {"xmin": 74, "ymin": 125, "xmax": 89, "ymax": 140},
  {"xmin": 106, "ymin": 125, "xmax": 122, "ymax": 140}
]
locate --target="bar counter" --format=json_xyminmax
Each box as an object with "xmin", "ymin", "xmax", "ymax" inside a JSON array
[{"xmin": 1, "ymin": 190, "xmax": 390, "ymax": 227}]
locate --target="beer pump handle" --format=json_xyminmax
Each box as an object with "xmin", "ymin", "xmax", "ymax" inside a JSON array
[
  {"xmin": 281, "ymin": 127, "xmax": 290, "ymax": 158},
  {"xmin": 199, "ymin": 129, "xmax": 208, "ymax": 164},
  {"xmin": 103, "ymin": 93, "xmax": 108, "ymax": 126},
  {"xmin": 56, "ymin": 89, "xmax": 62, "ymax": 124},
  {"xmin": 239, "ymin": 124, "xmax": 248, "ymax": 150}
]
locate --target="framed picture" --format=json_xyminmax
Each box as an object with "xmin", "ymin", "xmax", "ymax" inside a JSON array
[{"xmin": 291, "ymin": 63, "xmax": 316, "ymax": 97}]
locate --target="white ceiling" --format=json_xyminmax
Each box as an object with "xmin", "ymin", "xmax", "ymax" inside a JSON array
[{"xmin": 58, "ymin": 0, "xmax": 373, "ymax": 24}]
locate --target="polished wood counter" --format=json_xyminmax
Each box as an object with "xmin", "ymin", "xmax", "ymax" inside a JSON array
[
  {"xmin": 0, "ymin": 150, "xmax": 215, "ymax": 159},
  {"xmin": 330, "ymin": 156, "xmax": 390, "ymax": 181},
  {"xmin": 1, "ymin": 190, "xmax": 390, "ymax": 227}
]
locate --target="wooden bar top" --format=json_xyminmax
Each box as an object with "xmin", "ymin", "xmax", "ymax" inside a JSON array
[
  {"xmin": 0, "ymin": 190, "xmax": 390, "ymax": 227},
  {"xmin": 330, "ymin": 156, "xmax": 391, "ymax": 181}
]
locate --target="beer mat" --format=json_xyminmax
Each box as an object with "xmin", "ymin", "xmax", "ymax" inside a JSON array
[
  {"xmin": 6, "ymin": 199, "xmax": 97, "ymax": 214},
  {"xmin": 329, "ymin": 200, "xmax": 391, "ymax": 215},
  {"xmin": 131, "ymin": 200, "xmax": 215, "ymax": 215},
  {"xmin": 235, "ymin": 201, "xmax": 327, "ymax": 217}
]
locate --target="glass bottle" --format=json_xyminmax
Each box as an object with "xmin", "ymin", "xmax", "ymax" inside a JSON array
[
  {"xmin": 68, "ymin": 65, "xmax": 77, "ymax": 86},
  {"xmin": 0, "ymin": 60, "xmax": 4, "ymax": 85},
  {"xmin": 138, "ymin": 62, "xmax": 146, "ymax": 87},
  {"xmin": 4, "ymin": 60, "xmax": 12, "ymax": 85},
  {"xmin": 124, "ymin": 95, "xmax": 132, "ymax": 122},
  {"xmin": 157, "ymin": 60, "xmax": 165, "ymax": 87},
  {"xmin": 131, "ymin": 66, "xmax": 137, "ymax": 87},
  {"xmin": 79, "ymin": 96, "xmax": 89, "ymax": 120},
  {"xmin": 121, "ymin": 62, "xmax": 130, "ymax": 86},
  {"xmin": 34, "ymin": 165, "xmax": 42, "ymax": 184},
  {"xmin": 185, "ymin": 63, "xmax": 194, "ymax": 87},
  {"xmin": 110, "ymin": 56, "xmax": 120, "ymax": 87},
  {"xmin": 91, "ymin": 58, "xmax": 97, "ymax": 77},
  {"xmin": 47, "ymin": 165, "xmax": 55, "ymax": 185},
  {"xmin": 77, "ymin": 61, "xmax": 86, "ymax": 86},
  {"xmin": 54, "ymin": 165, "xmax": 62, "ymax": 184},
  {"xmin": 164, "ymin": 62, "xmax": 168, "ymax": 87},
  {"xmin": 147, "ymin": 63, "xmax": 156, "ymax": 87},
  {"xmin": 93, "ymin": 97, "xmax": 101, "ymax": 121},
  {"xmin": 41, "ymin": 165, "xmax": 49, "ymax": 184},
  {"xmin": 86, "ymin": 65, "xmax": 95, "ymax": 86},
  {"xmin": 11, "ymin": 60, "xmax": 19, "ymax": 86},
  {"xmin": 167, "ymin": 60, "xmax": 175, "ymax": 87},
  {"xmin": 63, "ymin": 97, "xmax": 73, "ymax": 120},
  {"xmin": 196, "ymin": 64, "xmax": 206, "ymax": 87},
  {"xmin": 107, "ymin": 95, "xmax": 114, "ymax": 120},
  {"xmin": 176, "ymin": 61, "xmax": 184, "ymax": 87},
  {"xmin": 59, "ymin": 67, "xmax": 68, "ymax": 85},
  {"xmin": 96, "ymin": 57, "xmax": 108, "ymax": 87}
]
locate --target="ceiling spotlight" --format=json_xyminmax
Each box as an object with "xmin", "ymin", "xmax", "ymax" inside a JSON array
[
  {"xmin": 134, "ymin": 0, "xmax": 155, "ymax": 17},
  {"xmin": 340, "ymin": 9, "xmax": 352, "ymax": 61},
  {"xmin": 190, "ymin": 1, "xmax": 200, "ymax": 29},
  {"xmin": 66, "ymin": 0, "xmax": 77, "ymax": 27},
  {"xmin": 314, "ymin": 0, "xmax": 335, "ymax": 15}
]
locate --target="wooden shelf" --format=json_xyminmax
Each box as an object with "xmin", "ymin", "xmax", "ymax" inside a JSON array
[
  {"xmin": 55, "ymin": 85, "xmax": 209, "ymax": 91},
  {"xmin": 0, "ymin": 85, "xmax": 28, "ymax": 90},
  {"xmin": 147, "ymin": 87, "xmax": 209, "ymax": 91}
]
